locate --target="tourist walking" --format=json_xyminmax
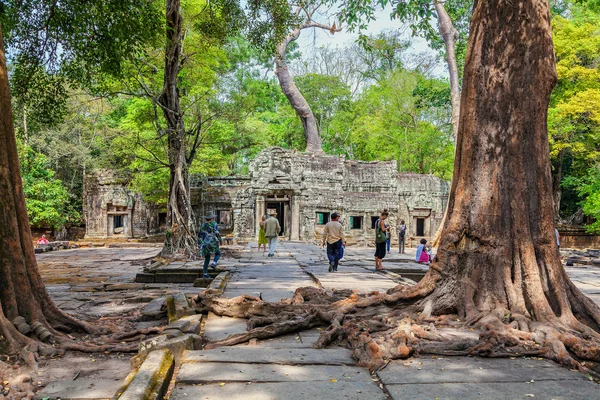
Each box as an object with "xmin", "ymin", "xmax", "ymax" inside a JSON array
[
  {"xmin": 258, "ymin": 215, "xmax": 268, "ymax": 253},
  {"xmin": 199, "ymin": 213, "xmax": 222, "ymax": 279},
  {"xmin": 322, "ymin": 212, "xmax": 346, "ymax": 272},
  {"xmin": 374, "ymin": 210, "xmax": 389, "ymax": 271},
  {"xmin": 265, "ymin": 211, "xmax": 281, "ymax": 257},
  {"xmin": 397, "ymin": 220, "xmax": 406, "ymax": 254},
  {"xmin": 415, "ymin": 238, "xmax": 431, "ymax": 264}
]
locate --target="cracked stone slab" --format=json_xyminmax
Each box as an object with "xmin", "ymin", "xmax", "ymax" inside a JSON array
[
  {"xmin": 203, "ymin": 313, "xmax": 249, "ymax": 342},
  {"xmin": 384, "ymin": 381, "xmax": 598, "ymax": 400},
  {"xmin": 169, "ymin": 381, "xmax": 386, "ymax": 400},
  {"xmin": 177, "ymin": 363, "xmax": 372, "ymax": 384},
  {"xmin": 181, "ymin": 347, "xmax": 354, "ymax": 365}
]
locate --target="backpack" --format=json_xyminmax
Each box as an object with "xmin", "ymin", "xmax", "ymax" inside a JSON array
[
  {"xmin": 375, "ymin": 220, "xmax": 387, "ymax": 244},
  {"xmin": 399, "ymin": 225, "xmax": 406, "ymax": 238}
]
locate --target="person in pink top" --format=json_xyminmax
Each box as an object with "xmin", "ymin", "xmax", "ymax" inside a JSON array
[
  {"xmin": 415, "ymin": 238, "xmax": 431, "ymax": 264},
  {"xmin": 37, "ymin": 235, "xmax": 49, "ymax": 246}
]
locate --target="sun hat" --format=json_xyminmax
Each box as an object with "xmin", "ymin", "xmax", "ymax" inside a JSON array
[{"xmin": 203, "ymin": 212, "xmax": 217, "ymax": 220}]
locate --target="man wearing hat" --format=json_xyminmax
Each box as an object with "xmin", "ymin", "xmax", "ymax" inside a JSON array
[
  {"xmin": 322, "ymin": 212, "xmax": 346, "ymax": 272},
  {"xmin": 264, "ymin": 210, "xmax": 281, "ymax": 257},
  {"xmin": 198, "ymin": 212, "xmax": 222, "ymax": 278}
]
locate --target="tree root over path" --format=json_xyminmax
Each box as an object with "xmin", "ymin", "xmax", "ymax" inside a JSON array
[{"xmin": 192, "ymin": 280, "xmax": 600, "ymax": 378}]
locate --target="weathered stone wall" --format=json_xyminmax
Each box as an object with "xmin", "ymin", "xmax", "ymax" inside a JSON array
[
  {"xmin": 84, "ymin": 170, "xmax": 161, "ymax": 239},
  {"xmin": 192, "ymin": 148, "xmax": 450, "ymax": 247}
]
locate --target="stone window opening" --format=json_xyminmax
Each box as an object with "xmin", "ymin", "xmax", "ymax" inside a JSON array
[
  {"xmin": 371, "ymin": 216, "xmax": 379, "ymax": 229},
  {"xmin": 316, "ymin": 212, "xmax": 330, "ymax": 225},
  {"xmin": 416, "ymin": 218, "xmax": 425, "ymax": 236},
  {"xmin": 350, "ymin": 216, "xmax": 363, "ymax": 229}
]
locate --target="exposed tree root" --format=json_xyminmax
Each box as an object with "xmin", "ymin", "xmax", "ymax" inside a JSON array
[{"xmin": 193, "ymin": 285, "xmax": 600, "ymax": 377}]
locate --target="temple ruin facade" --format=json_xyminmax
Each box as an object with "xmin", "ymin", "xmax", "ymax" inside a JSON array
[
  {"xmin": 84, "ymin": 148, "xmax": 449, "ymax": 244},
  {"xmin": 192, "ymin": 148, "xmax": 449, "ymax": 246},
  {"xmin": 84, "ymin": 170, "xmax": 164, "ymax": 239}
]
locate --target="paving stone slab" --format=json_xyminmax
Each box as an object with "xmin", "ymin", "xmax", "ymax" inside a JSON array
[
  {"xmin": 177, "ymin": 363, "xmax": 372, "ymax": 383},
  {"xmin": 385, "ymin": 381, "xmax": 599, "ymax": 400},
  {"xmin": 203, "ymin": 313, "xmax": 249, "ymax": 342},
  {"xmin": 170, "ymin": 381, "xmax": 386, "ymax": 400},
  {"xmin": 378, "ymin": 364, "xmax": 585, "ymax": 384},
  {"xmin": 381, "ymin": 356, "xmax": 565, "ymax": 372},
  {"xmin": 34, "ymin": 379, "xmax": 121, "ymax": 400},
  {"xmin": 181, "ymin": 347, "xmax": 354, "ymax": 365}
]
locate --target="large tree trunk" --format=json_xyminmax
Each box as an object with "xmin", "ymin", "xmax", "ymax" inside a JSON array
[
  {"xmin": 420, "ymin": 0, "xmax": 600, "ymax": 364},
  {"xmin": 434, "ymin": 0, "xmax": 461, "ymax": 140},
  {"xmin": 193, "ymin": 0, "xmax": 600, "ymax": 374},
  {"xmin": 0, "ymin": 24, "xmax": 92, "ymax": 355},
  {"xmin": 275, "ymin": 29, "xmax": 323, "ymax": 154},
  {"xmin": 159, "ymin": 0, "xmax": 196, "ymax": 257}
]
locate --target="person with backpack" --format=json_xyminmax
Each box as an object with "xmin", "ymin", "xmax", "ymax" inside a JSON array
[
  {"xmin": 199, "ymin": 212, "xmax": 223, "ymax": 279},
  {"xmin": 374, "ymin": 210, "xmax": 389, "ymax": 271},
  {"xmin": 322, "ymin": 212, "xmax": 346, "ymax": 272},
  {"xmin": 397, "ymin": 220, "xmax": 407, "ymax": 254}
]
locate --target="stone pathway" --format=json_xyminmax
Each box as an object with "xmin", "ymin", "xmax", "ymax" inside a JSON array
[{"xmin": 172, "ymin": 242, "xmax": 600, "ymax": 399}]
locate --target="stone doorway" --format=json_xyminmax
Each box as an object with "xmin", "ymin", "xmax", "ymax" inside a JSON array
[{"xmin": 266, "ymin": 201, "xmax": 286, "ymax": 237}]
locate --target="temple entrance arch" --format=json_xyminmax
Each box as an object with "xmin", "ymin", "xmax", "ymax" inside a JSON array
[{"xmin": 256, "ymin": 192, "xmax": 299, "ymax": 241}]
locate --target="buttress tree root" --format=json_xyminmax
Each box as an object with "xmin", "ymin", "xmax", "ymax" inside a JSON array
[
  {"xmin": 193, "ymin": 0, "xmax": 600, "ymax": 378},
  {"xmin": 193, "ymin": 271, "xmax": 600, "ymax": 376}
]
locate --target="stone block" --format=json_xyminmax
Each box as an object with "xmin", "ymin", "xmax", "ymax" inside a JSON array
[
  {"xmin": 141, "ymin": 297, "xmax": 167, "ymax": 321},
  {"xmin": 173, "ymin": 292, "xmax": 193, "ymax": 319},
  {"xmin": 193, "ymin": 277, "xmax": 212, "ymax": 287},
  {"xmin": 168, "ymin": 319, "xmax": 191, "ymax": 332},
  {"xmin": 163, "ymin": 329, "xmax": 184, "ymax": 338},
  {"xmin": 139, "ymin": 335, "xmax": 196, "ymax": 363},
  {"xmin": 118, "ymin": 349, "xmax": 174, "ymax": 400},
  {"xmin": 154, "ymin": 273, "xmax": 199, "ymax": 283},
  {"xmin": 135, "ymin": 273, "xmax": 155, "ymax": 283}
]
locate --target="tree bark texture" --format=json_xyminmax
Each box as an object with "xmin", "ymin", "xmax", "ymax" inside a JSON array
[
  {"xmin": 194, "ymin": 0, "xmax": 600, "ymax": 374},
  {"xmin": 0, "ymin": 24, "xmax": 92, "ymax": 355},
  {"xmin": 425, "ymin": 0, "xmax": 600, "ymax": 363},
  {"xmin": 275, "ymin": 27, "xmax": 324, "ymax": 154},
  {"xmin": 159, "ymin": 0, "xmax": 196, "ymax": 257},
  {"xmin": 434, "ymin": 0, "xmax": 461, "ymax": 141}
]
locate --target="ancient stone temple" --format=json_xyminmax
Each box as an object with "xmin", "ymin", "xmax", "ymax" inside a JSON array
[
  {"xmin": 84, "ymin": 170, "xmax": 163, "ymax": 239},
  {"xmin": 191, "ymin": 148, "xmax": 449, "ymax": 246}
]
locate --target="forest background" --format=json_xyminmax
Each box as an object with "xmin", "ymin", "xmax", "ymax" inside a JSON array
[{"xmin": 4, "ymin": 0, "xmax": 600, "ymax": 234}]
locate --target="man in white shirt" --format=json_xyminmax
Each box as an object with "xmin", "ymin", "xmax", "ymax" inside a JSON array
[{"xmin": 322, "ymin": 212, "xmax": 346, "ymax": 272}]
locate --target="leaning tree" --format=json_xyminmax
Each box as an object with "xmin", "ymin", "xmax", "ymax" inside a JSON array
[
  {"xmin": 274, "ymin": 1, "xmax": 341, "ymax": 154},
  {"xmin": 193, "ymin": 0, "xmax": 600, "ymax": 373}
]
